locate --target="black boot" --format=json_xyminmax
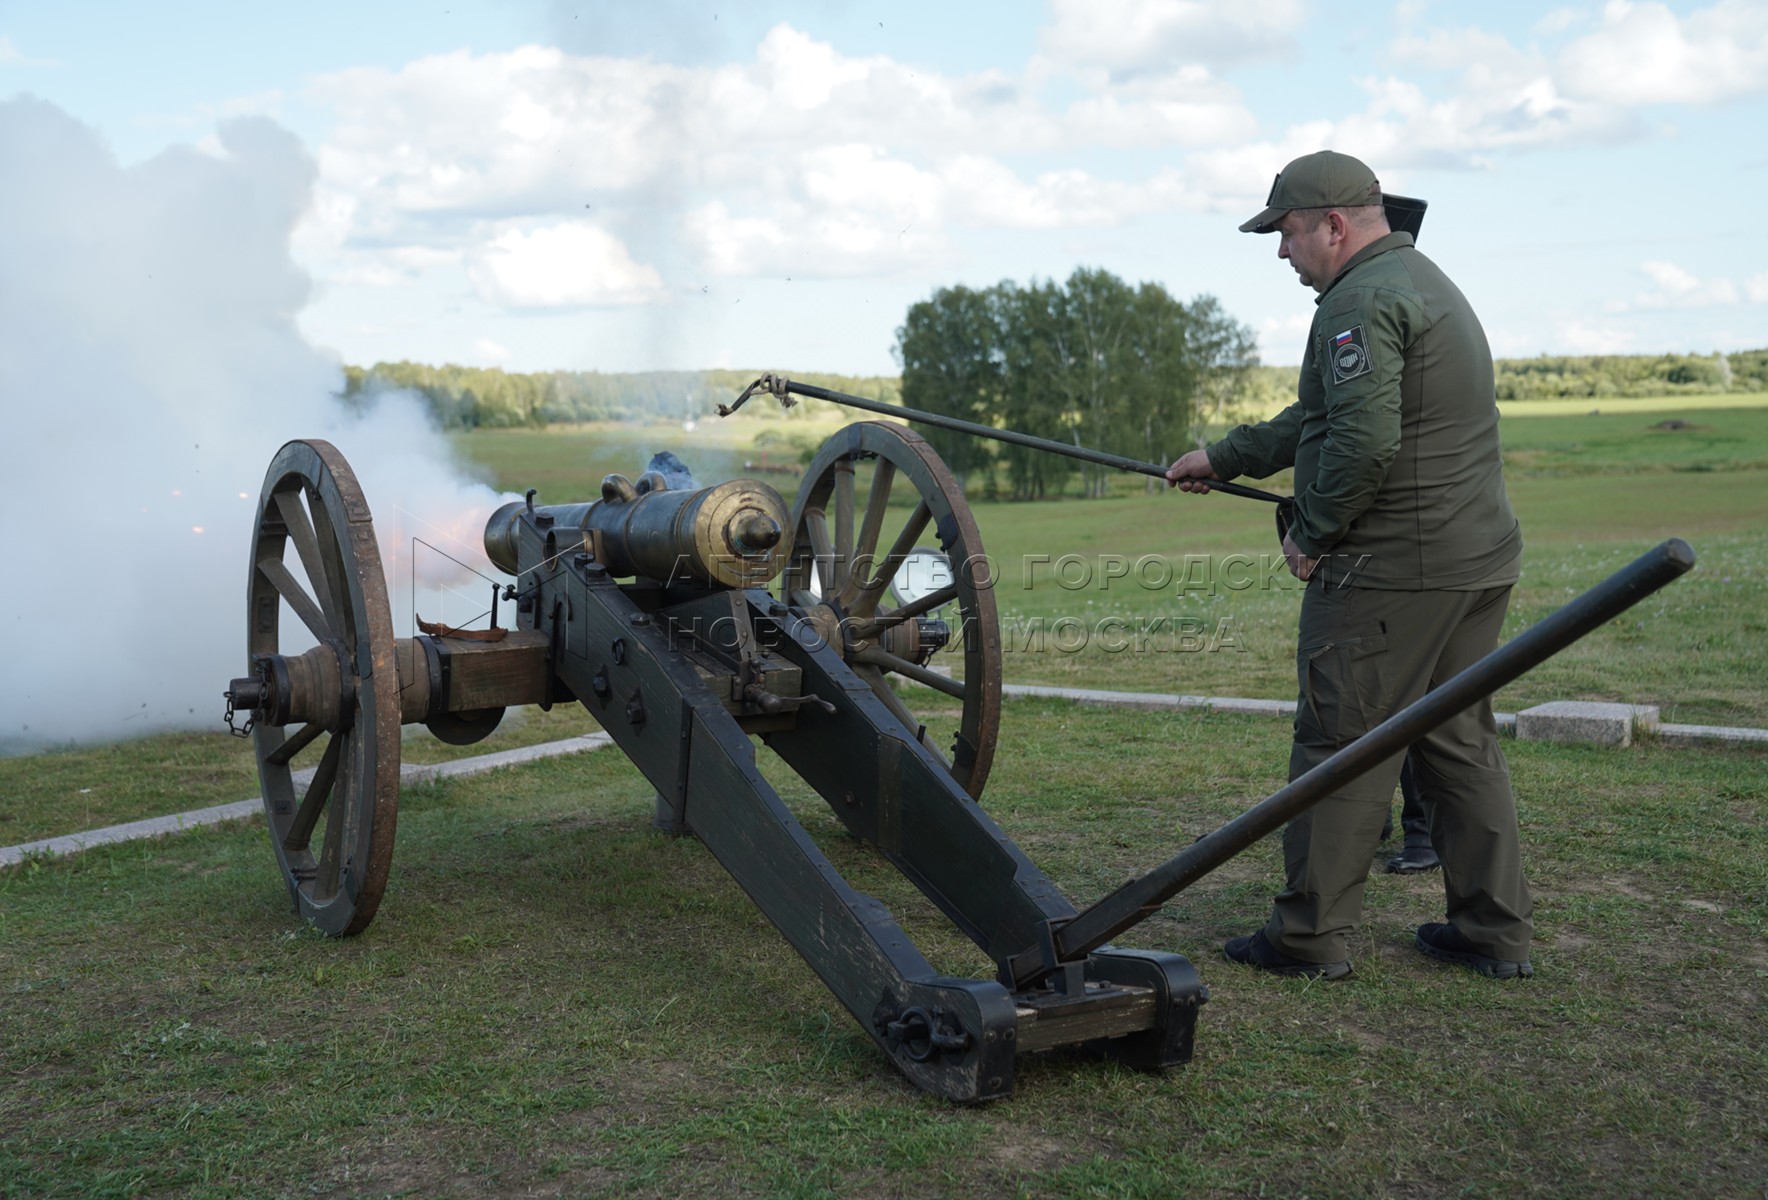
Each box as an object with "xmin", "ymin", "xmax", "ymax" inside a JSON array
[{"xmin": 1386, "ymin": 842, "xmax": 1441, "ymax": 873}]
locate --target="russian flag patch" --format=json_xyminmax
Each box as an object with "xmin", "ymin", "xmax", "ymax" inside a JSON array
[{"xmin": 1328, "ymin": 324, "xmax": 1372, "ymax": 383}]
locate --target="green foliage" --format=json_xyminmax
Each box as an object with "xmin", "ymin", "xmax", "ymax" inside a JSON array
[
  {"xmin": 342, "ymin": 360, "xmax": 547, "ymax": 428},
  {"xmin": 1493, "ymin": 350, "xmax": 1765, "ymax": 401},
  {"xmin": 1235, "ymin": 351, "xmax": 1768, "ymax": 417},
  {"xmin": 894, "ymin": 269, "xmax": 1256, "ymax": 500},
  {"xmin": 341, "ymin": 363, "xmax": 900, "ymax": 430},
  {"xmin": 1723, "ymin": 347, "xmax": 1768, "ymax": 390}
]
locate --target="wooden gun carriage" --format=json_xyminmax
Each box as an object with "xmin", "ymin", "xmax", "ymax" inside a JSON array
[{"xmin": 224, "ymin": 422, "xmax": 1692, "ymax": 1102}]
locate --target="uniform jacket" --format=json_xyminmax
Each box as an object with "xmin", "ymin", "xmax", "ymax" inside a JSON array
[{"xmin": 1208, "ymin": 231, "xmax": 1522, "ymax": 590}]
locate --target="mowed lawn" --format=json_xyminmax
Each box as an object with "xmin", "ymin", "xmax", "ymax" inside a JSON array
[{"xmin": 2, "ymin": 396, "xmax": 1765, "ymax": 1198}]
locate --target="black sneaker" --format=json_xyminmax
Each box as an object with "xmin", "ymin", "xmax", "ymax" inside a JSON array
[
  {"xmin": 1222, "ymin": 930, "xmax": 1352, "ymax": 980},
  {"xmin": 1386, "ymin": 844, "xmax": 1442, "ymax": 874},
  {"xmin": 1414, "ymin": 922, "xmax": 1533, "ymax": 979}
]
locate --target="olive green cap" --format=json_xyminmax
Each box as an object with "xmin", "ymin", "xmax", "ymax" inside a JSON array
[{"xmin": 1239, "ymin": 150, "xmax": 1382, "ymax": 234}]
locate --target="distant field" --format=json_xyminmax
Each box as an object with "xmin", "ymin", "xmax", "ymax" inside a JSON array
[{"xmin": 1498, "ymin": 393, "xmax": 1768, "ymax": 417}]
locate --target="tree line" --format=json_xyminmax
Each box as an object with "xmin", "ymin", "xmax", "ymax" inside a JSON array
[
  {"xmin": 1244, "ymin": 350, "xmax": 1768, "ymax": 407},
  {"xmin": 339, "ymin": 363, "xmax": 897, "ymax": 429},
  {"xmin": 340, "ymin": 306, "xmax": 1765, "ymax": 502},
  {"xmin": 1492, "ymin": 350, "xmax": 1768, "ymax": 401},
  {"xmin": 342, "ymin": 347, "xmax": 1768, "ymax": 434},
  {"xmin": 895, "ymin": 268, "xmax": 1258, "ymax": 500}
]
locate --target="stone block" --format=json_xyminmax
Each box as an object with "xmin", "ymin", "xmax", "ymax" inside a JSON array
[{"xmin": 1515, "ymin": 701, "xmax": 1659, "ymax": 747}]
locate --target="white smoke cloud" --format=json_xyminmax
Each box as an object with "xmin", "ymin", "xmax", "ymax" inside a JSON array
[
  {"xmin": 0, "ymin": 98, "xmax": 511, "ymax": 752},
  {"xmin": 467, "ymin": 220, "xmax": 667, "ymax": 308}
]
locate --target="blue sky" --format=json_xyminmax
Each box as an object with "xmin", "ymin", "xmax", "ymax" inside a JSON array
[{"xmin": 5, "ymin": 0, "xmax": 1766, "ymax": 374}]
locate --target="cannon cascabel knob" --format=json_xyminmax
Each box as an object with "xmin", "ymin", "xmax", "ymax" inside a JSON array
[{"xmin": 729, "ymin": 509, "xmax": 782, "ymax": 556}]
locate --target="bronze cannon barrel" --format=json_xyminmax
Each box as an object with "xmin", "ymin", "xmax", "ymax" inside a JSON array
[{"xmin": 484, "ymin": 476, "xmax": 790, "ymax": 589}]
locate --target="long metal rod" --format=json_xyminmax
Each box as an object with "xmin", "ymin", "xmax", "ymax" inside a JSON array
[
  {"xmin": 1004, "ymin": 536, "xmax": 1696, "ymax": 984},
  {"xmin": 723, "ymin": 373, "xmax": 1286, "ymax": 505}
]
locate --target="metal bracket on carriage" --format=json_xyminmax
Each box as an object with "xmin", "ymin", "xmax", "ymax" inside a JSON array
[
  {"xmin": 415, "ymin": 615, "xmax": 508, "ymax": 642},
  {"xmin": 718, "ymin": 371, "xmax": 797, "ymax": 416},
  {"xmin": 876, "ymin": 1003, "xmax": 972, "ymax": 1063},
  {"xmin": 1016, "ymin": 917, "xmax": 1089, "ymax": 997},
  {"xmin": 222, "ymin": 657, "xmax": 273, "ymax": 738}
]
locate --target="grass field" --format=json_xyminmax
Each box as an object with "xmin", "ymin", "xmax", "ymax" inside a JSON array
[
  {"xmin": 3, "ymin": 393, "xmax": 1766, "ymax": 1198},
  {"xmin": 3, "ymin": 704, "xmax": 1764, "ymax": 1198}
]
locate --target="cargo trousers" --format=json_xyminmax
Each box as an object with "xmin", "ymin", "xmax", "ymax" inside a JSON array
[{"xmin": 1263, "ymin": 578, "xmax": 1534, "ymax": 964}]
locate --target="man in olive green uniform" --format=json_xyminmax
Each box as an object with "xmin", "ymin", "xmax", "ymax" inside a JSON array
[{"xmin": 1167, "ymin": 150, "xmax": 1533, "ymax": 980}]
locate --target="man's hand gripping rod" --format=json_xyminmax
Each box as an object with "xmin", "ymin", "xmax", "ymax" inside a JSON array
[{"xmin": 724, "ymin": 372, "xmax": 1286, "ymax": 505}]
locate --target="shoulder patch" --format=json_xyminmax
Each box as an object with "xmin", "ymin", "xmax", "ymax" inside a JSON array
[{"xmin": 1328, "ymin": 325, "xmax": 1373, "ymax": 383}]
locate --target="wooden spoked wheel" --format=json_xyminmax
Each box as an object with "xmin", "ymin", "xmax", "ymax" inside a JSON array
[
  {"xmin": 783, "ymin": 422, "xmax": 1002, "ymax": 798},
  {"xmin": 246, "ymin": 440, "xmax": 400, "ymax": 936}
]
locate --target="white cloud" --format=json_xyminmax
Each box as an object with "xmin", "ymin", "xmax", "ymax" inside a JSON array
[
  {"xmin": 1365, "ymin": 24, "xmax": 1642, "ymax": 165},
  {"xmin": 1256, "ymin": 311, "xmax": 1315, "ymax": 362},
  {"xmin": 276, "ymin": 9, "xmax": 1761, "ymax": 358},
  {"xmin": 473, "ymin": 337, "xmax": 512, "ymax": 361},
  {"xmin": 1037, "ymin": 0, "xmax": 1305, "ymax": 73},
  {"xmin": 949, "ymin": 159, "xmax": 1199, "ymax": 229},
  {"xmin": 688, "ymin": 147, "xmax": 1208, "ymax": 281},
  {"xmin": 690, "ymin": 200, "xmax": 940, "ymax": 279},
  {"xmin": 1365, "ymin": 4, "xmax": 1768, "ymax": 184},
  {"xmin": 1180, "ymin": 21, "xmax": 1649, "ymax": 223},
  {"xmin": 1062, "ymin": 66, "xmax": 1258, "ymax": 149},
  {"xmin": 1534, "ymin": 7, "xmax": 1588, "ymax": 36},
  {"xmin": 0, "ymin": 35, "xmax": 58, "ymax": 67},
  {"xmin": 1558, "ymin": 0, "xmax": 1768, "ymax": 105},
  {"xmin": 297, "ymin": 24, "xmax": 1263, "ymax": 297},
  {"xmin": 1616, "ymin": 259, "xmax": 1742, "ymax": 310},
  {"xmin": 468, "ymin": 221, "xmax": 665, "ymax": 308},
  {"xmin": 1746, "ymin": 271, "xmax": 1768, "ymax": 303},
  {"xmin": 1555, "ymin": 318, "xmax": 1636, "ymax": 353},
  {"xmin": 1391, "ymin": 26, "xmax": 1530, "ymax": 71}
]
